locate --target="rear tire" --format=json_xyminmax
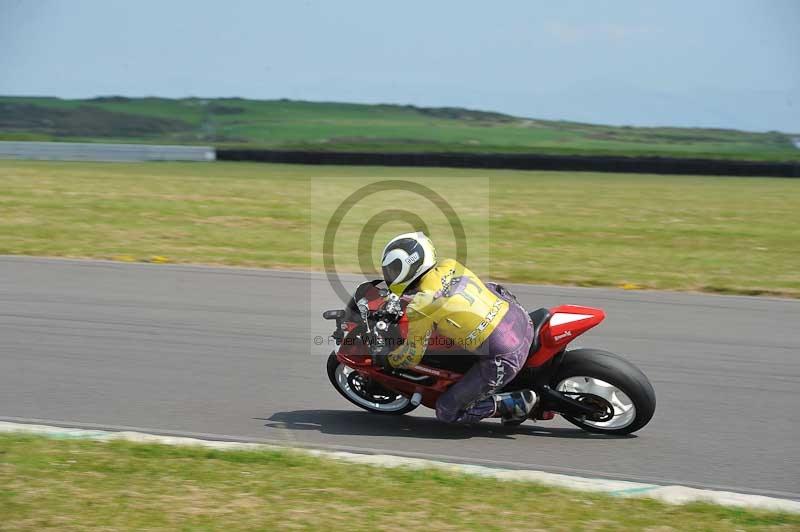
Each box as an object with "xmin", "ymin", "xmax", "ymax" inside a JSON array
[
  {"xmin": 326, "ymin": 353, "xmax": 418, "ymax": 415},
  {"xmin": 551, "ymin": 349, "xmax": 656, "ymax": 435}
]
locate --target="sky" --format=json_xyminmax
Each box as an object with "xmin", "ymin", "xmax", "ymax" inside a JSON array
[{"xmin": 1, "ymin": 0, "xmax": 799, "ymax": 132}]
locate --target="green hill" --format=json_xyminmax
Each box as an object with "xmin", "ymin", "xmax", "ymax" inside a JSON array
[{"xmin": 1, "ymin": 95, "xmax": 798, "ymax": 161}]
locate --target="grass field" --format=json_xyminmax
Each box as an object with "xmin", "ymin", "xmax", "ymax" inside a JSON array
[
  {"xmin": 2, "ymin": 95, "xmax": 799, "ymax": 161},
  {"xmin": 1, "ymin": 160, "xmax": 798, "ymax": 297},
  {"xmin": 1, "ymin": 433, "xmax": 797, "ymax": 531}
]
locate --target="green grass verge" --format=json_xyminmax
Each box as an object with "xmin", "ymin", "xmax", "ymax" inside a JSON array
[
  {"xmin": 1, "ymin": 160, "xmax": 798, "ymax": 297},
  {"xmin": 1, "ymin": 433, "xmax": 797, "ymax": 531},
  {"xmin": 2, "ymin": 95, "xmax": 799, "ymax": 161}
]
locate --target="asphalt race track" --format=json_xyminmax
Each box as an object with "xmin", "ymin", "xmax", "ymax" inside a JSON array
[{"xmin": 1, "ymin": 256, "xmax": 798, "ymax": 499}]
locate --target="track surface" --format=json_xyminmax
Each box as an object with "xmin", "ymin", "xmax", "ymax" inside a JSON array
[{"xmin": 1, "ymin": 257, "xmax": 798, "ymax": 498}]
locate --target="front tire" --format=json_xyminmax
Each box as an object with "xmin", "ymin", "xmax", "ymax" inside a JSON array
[
  {"xmin": 326, "ymin": 353, "xmax": 418, "ymax": 415},
  {"xmin": 551, "ymin": 349, "xmax": 656, "ymax": 435}
]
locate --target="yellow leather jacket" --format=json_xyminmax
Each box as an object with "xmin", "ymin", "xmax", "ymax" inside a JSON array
[{"xmin": 387, "ymin": 258, "xmax": 509, "ymax": 368}]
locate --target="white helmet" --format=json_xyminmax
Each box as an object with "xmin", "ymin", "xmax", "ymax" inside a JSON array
[{"xmin": 381, "ymin": 232, "xmax": 437, "ymax": 295}]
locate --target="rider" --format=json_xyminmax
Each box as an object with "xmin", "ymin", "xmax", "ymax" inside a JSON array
[{"xmin": 376, "ymin": 231, "xmax": 537, "ymax": 425}]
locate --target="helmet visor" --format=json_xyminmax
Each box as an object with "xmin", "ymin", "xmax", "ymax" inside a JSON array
[{"xmin": 382, "ymin": 258, "xmax": 404, "ymax": 287}]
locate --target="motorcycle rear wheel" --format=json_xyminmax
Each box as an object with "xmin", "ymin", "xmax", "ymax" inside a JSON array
[
  {"xmin": 551, "ymin": 348, "xmax": 656, "ymax": 435},
  {"xmin": 327, "ymin": 353, "xmax": 418, "ymax": 415}
]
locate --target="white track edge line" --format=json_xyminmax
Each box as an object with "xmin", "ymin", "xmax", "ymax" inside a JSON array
[{"xmin": 1, "ymin": 421, "xmax": 797, "ymax": 514}]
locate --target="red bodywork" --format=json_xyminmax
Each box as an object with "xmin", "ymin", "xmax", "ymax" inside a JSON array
[
  {"xmin": 527, "ymin": 305, "xmax": 605, "ymax": 367},
  {"xmin": 335, "ymin": 291, "xmax": 605, "ymax": 411}
]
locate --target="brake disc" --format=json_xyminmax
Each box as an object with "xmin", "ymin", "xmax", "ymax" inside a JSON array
[{"xmin": 347, "ymin": 371, "xmax": 396, "ymax": 404}]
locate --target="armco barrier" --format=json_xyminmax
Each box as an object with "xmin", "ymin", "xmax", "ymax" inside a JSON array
[
  {"xmin": 0, "ymin": 141, "xmax": 215, "ymax": 162},
  {"xmin": 216, "ymin": 149, "xmax": 800, "ymax": 177}
]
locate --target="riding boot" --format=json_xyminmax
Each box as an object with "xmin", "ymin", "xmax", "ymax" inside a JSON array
[{"xmin": 493, "ymin": 390, "xmax": 537, "ymax": 425}]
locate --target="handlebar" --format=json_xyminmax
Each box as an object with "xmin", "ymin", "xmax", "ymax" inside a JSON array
[
  {"xmin": 357, "ymin": 294, "xmax": 403, "ymax": 328},
  {"xmin": 355, "ymin": 294, "xmax": 403, "ymax": 369}
]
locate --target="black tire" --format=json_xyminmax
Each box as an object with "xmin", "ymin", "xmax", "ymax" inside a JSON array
[
  {"xmin": 326, "ymin": 353, "xmax": 418, "ymax": 415},
  {"xmin": 551, "ymin": 348, "xmax": 656, "ymax": 435}
]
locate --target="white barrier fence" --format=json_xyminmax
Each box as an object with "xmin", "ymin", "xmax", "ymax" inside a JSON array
[{"xmin": 0, "ymin": 141, "xmax": 215, "ymax": 162}]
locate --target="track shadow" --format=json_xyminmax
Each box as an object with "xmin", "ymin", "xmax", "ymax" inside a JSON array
[{"xmin": 257, "ymin": 409, "xmax": 635, "ymax": 440}]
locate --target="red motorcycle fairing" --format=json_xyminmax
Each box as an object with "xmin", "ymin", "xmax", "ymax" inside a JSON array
[
  {"xmin": 335, "ymin": 301, "xmax": 604, "ymax": 410},
  {"xmin": 527, "ymin": 305, "xmax": 605, "ymax": 368},
  {"xmin": 336, "ymin": 349, "xmax": 455, "ymax": 409}
]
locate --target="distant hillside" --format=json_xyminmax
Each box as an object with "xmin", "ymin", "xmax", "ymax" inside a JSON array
[{"xmin": 1, "ymin": 95, "xmax": 798, "ymax": 161}]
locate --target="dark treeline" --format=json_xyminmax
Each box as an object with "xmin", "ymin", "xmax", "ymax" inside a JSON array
[{"xmin": 216, "ymin": 149, "xmax": 800, "ymax": 177}]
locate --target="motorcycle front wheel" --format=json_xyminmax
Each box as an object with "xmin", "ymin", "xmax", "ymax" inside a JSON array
[
  {"xmin": 551, "ymin": 348, "xmax": 656, "ymax": 435},
  {"xmin": 326, "ymin": 353, "xmax": 418, "ymax": 415}
]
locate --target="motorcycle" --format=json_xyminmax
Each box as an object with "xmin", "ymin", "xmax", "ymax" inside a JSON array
[{"xmin": 323, "ymin": 280, "xmax": 656, "ymax": 435}]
